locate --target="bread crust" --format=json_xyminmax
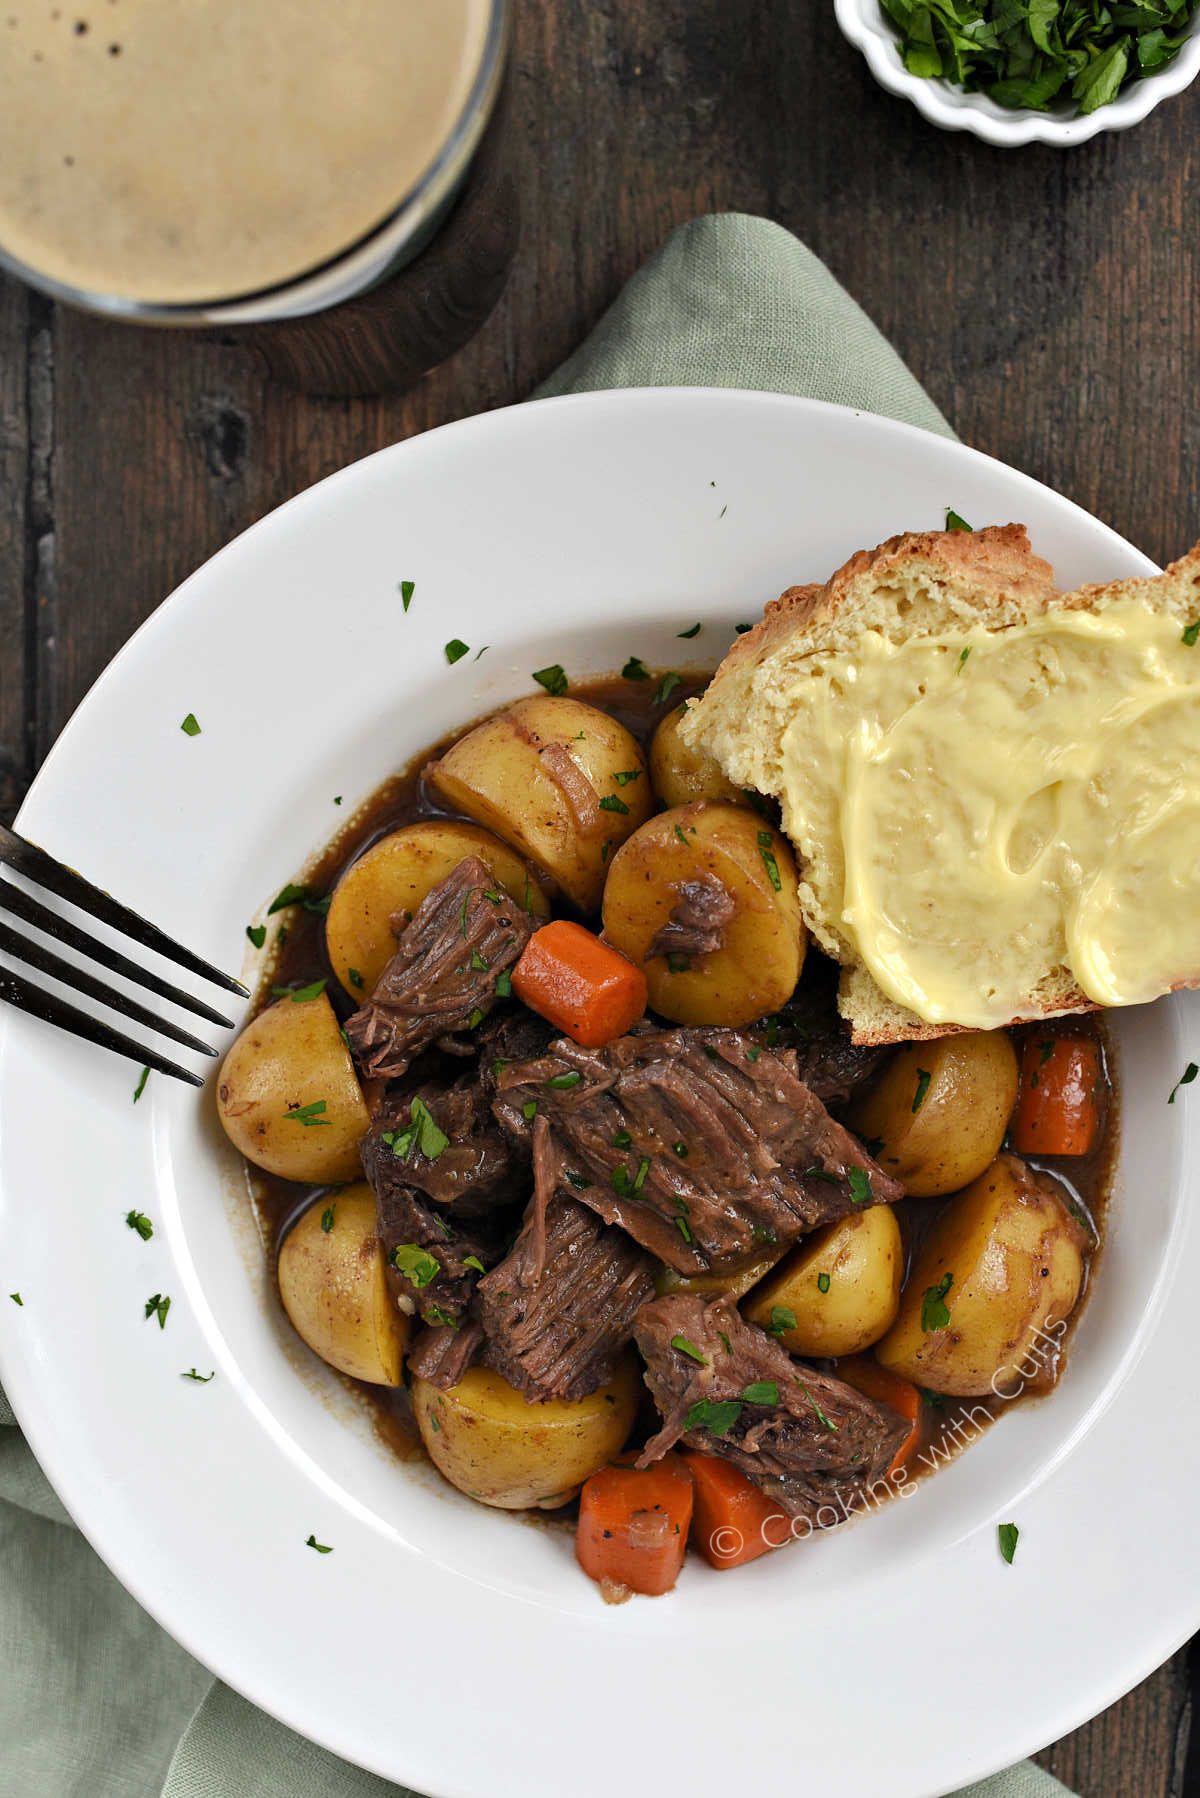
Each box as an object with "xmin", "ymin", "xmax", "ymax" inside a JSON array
[{"xmin": 685, "ymin": 527, "xmax": 1200, "ymax": 1045}]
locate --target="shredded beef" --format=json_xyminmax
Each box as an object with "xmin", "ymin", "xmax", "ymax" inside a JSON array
[
  {"xmin": 647, "ymin": 873, "xmax": 737, "ymax": 962},
  {"xmin": 369, "ymin": 1173, "xmax": 510, "ymax": 1329},
  {"xmin": 634, "ymin": 1293, "xmax": 907, "ymax": 1525},
  {"xmin": 363, "ymin": 1074, "xmax": 519, "ymax": 1217},
  {"xmin": 493, "ymin": 1026, "xmax": 903, "ymax": 1273},
  {"xmin": 406, "ymin": 1320, "xmax": 484, "ymax": 1389},
  {"xmin": 344, "ymin": 856, "xmax": 538, "ymax": 1080},
  {"xmin": 765, "ymin": 954, "xmax": 886, "ymax": 1104},
  {"xmin": 477, "ymin": 1170, "xmax": 655, "ymax": 1402}
]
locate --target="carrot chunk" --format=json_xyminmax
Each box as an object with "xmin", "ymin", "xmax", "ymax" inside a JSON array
[
  {"xmin": 681, "ymin": 1452, "xmax": 792, "ymax": 1569},
  {"xmin": 512, "ymin": 920, "xmax": 647, "ymax": 1047},
  {"xmin": 576, "ymin": 1454, "xmax": 694, "ymax": 1596},
  {"xmin": 1011, "ymin": 1036, "xmax": 1102, "ymax": 1157},
  {"xmin": 834, "ymin": 1356, "xmax": 922, "ymax": 1480}
]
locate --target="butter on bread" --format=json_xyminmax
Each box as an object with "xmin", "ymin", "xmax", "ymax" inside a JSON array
[{"xmin": 682, "ymin": 526, "xmax": 1200, "ymax": 1045}]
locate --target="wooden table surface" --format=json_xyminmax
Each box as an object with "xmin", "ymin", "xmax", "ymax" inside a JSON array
[{"xmin": 1, "ymin": 3, "xmax": 1197, "ymax": 1791}]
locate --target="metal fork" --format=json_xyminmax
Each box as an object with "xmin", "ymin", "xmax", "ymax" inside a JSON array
[{"xmin": 0, "ymin": 824, "xmax": 248, "ymax": 1087}]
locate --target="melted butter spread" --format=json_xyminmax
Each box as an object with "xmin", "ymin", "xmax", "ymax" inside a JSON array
[{"xmin": 778, "ymin": 600, "xmax": 1200, "ymax": 1027}]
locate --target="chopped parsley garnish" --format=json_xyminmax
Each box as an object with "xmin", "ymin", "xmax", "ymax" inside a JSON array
[
  {"xmin": 306, "ymin": 1535, "xmax": 333, "ymax": 1554},
  {"xmin": 796, "ymin": 1380, "xmax": 838, "ymax": 1432},
  {"xmin": 600, "ymin": 842, "xmax": 612, "ymax": 863},
  {"xmin": 1039, "ymin": 1039, "xmax": 1056, "ymax": 1065},
  {"xmin": 611, "ymin": 1130, "xmax": 632, "ymax": 1150},
  {"xmin": 746, "ymin": 1045, "xmax": 760, "ymax": 1063},
  {"xmin": 673, "ymin": 823, "xmax": 690, "ymax": 847},
  {"xmin": 946, "ymin": 508, "xmax": 973, "ymax": 532},
  {"xmin": 634, "ymin": 1157, "xmax": 651, "ymax": 1191},
  {"xmin": 522, "ymin": 1100, "xmax": 538, "ymax": 1121},
  {"xmin": 245, "ymin": 924, "xmax": 266, "ymax": 949},
  {"xmin": 678, "ymin": 623, "xmax": 702, "ymax": 639},
  {"xmin": 611, "ymin": 1166, "xmax": 634, "ymax": 1198},
  {"xmin": 144, "ymin": 1293, "xmax": 171, "ymax": 1329},
  {"xmin": 495, "ymin": 969, "xmax": 513, "ymax": 998},
  {"xmin": 182, "ymin": 1368, "xmax": 215, "ymax": 1382},
  {"xmin": 424, "ymin": 1305, "xmax": 459, "ymax": 1328},
  {"xmin": 470, "ymin": 949, "xmax": 488, "ymax": 971},
  {"xmin": 957, "ymin": 646, "xmax": 971, "ymax": 673},
  {"xmin": 684, "ymin": 1398, "xmax": 743, "ymax": 1436},
  {"xmin": 1169, "ymin": 1062, "xmax": 1198, "ymax": 1103},
  {"xmin": 803, "ymin": 1167, "xmax": 840, "ymax": 1185},
  {"xmin": 491, "ymin": 1058, "xmax": 512, "ymax": 1075},
  {"xmin": 389, "ymin": 1244, "xmax": 440, "ymax": 1288},
  {"xmin": 912, "ymin": 1068, "xmax": 932, "ymax": 1112},
  {"xmin": 125, "ymin": 1210, "xmax": 153, "ymax": 1240},
  {"xmin": 180, "ymin": 713, "xmax": 201, "ymax": 737},
  {"xmin": 532, "ymin": 664, "xmax": 569, "ymax": 696},
  {"xmin": 665, "ymin": 953, "xmax": 690, "ymax": 974},
  {"xmin": 767, "ymin": 1305, "xmax": 797, "ymax": 1336},
  {"xmin": 268, "ymin": 882, "xmax": 314, "ymax": 914},
  {"xmin": 482, "ymin": 889, "xmax": 502, "ymax": 904},
  {"xmin": 655, "ymin": 672, "xmax": 681, "ymax": 706},
  {"xmin": 998, "ymin": 1522, "xmax": 1019, "ymax": 1565},
  {"xmin": 347, "ymin": 967, "xmax": 364, "ymax": 990},
  {"xmin": 320, "ymin": 1205, "xmax": 335, "ymax": 1233},
  {"xmin": 444, "ymin": 639, "xmax": 470, "ymax": 664},
  {"xmin": 384, "ymin": 1096, "xmax": 449, "ymax": 1162},
  {"xmin": 734, "ymin": 622, "xmax": 753, "ymax": 634},
  {"xmin": 613, "ymin": 768, "xmax": 643, "ymax": 786},
  {"xmin": 848, "ymin": 1168, "xmax": 873, "ymax": 1206},
  {"xmin": 673, "ymin": 1141, "xmax": 688, "ymax": 1157},
  {"xmin": 400, "ymin": 579, "xmax": 415, "ymax": 612},
  {"xmin": 675, "ymin": 1215, "xmax": 694, "ymax": 1244},
  {"xmin": 817, "ymin": 1271, "xmax": 831, "ymax": 1294},
  {"xmin": 756, "ymin": 830, "xmax": 782, "ymax": 891},
  {"xmin": 284, "ymin": 1100, "xmax": 330, "ymax": 1128},
  {"xmin": 290, "ymin": 978, "xmax": 327, "ymax": 1003},
  {"xmin": 621, "ymin": 656, "xmax": 650, "ymax": 681},
  {"xmin": 702, "ymin": 1044, "xmax": 720, "ymax": 1062},
  {"xmin": 671, "ymin": 1334, "xmax": 708, "ymax": 1365},
  {"xmin": 462, "ymin": 1254, "xmax": 486, "ymax": 1274},
  {"xmin": 1183, "ymin": 620, "xmax": 1200, "ymax": 647},
  {"xmin": 9, "ymin": 1292, "xmax": 22, "ymax": 1306},
  {"xmin": 566, "ymin": 1170, "xmax": 592, "ymax": 1190},
  {"xmin": 751, "ymin": 1223, "xmax": 778, "ymax": 1245},
  {"xmin": 333, "ymin": 795, "xmax": 342, "ymax": 805},
  {"xmin": 742, "ymin": 1380, "xmax": 779, "ymax": 1405},
  {"xmin": 718, "ymin": 1331, "xmax": 732, "ymax": 1354},
  {"xmin": 599, "ymin": 792, "xmax": 629, "ymax": 815},
  {"xmin": 545, "ymin": 1071, "xmax": 582, "ymax": 1089},
  {"xmin": 921, "ymin": 1271, "xmax": 954, "ymax": 1331},
  {"xmin": 864, "ymin": 1135, "xmax": 885, "ymax": 1158},
  {"xmin": 132, "ymin": 1066, "xmax": 150, "ymax": 1104}
]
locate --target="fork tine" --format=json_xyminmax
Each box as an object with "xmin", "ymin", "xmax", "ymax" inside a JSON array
[
  {"xmin": 0, "ymin": 919, "xmax": 219, "ymax": 1056},
  {"xmin": 0, "ymin": 966, "xmax": 205, "ymax": 1086},
  {"xmin": 0, "ymin": 825, "xmax": 248, "ymax": 998},
  {"xmin": 0, "ymin": 877, "xmax": 238, "ymax": 1030}
]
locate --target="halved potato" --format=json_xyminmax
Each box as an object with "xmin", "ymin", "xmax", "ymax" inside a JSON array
[
  {"xmin": 850, "ymin": 1032, "xmax": 1020, "ymax": 1198},
  {"xmin": 742, "ymin": 1206, "xmax": 903, "ymax": 1356},
  {"xmin": 277, "ymin": 1183, "xmax": 408, "ymax": 1385},
  {"xmin": 427, "ymin": 695, "xmax": 653, "ymax": 911},
  {"xmin": 325, "ymin": 819, "xmax": 549, "ymax": 998},
  {"xmin": 601, "ymin": 801, "xmax": 806, "ymax": 1026},
  {"xmin": 876, "ymin": 1152, "xmax": 1088, "ymax": 1397},
  {"xmin": 649, "ymin": 704, "xmax": 747, "ymax": 809},
  {"xmin": 412, "ymin": 1359, "xmax": 639, "ymax": 1509},
  {"xmin": 216, "ymin": 990, "xmax": 368, "ymax": 1183}
]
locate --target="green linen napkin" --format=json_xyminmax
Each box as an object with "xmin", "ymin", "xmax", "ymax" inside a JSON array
[{"xmin": 0, "ymin": 212, "xmax": 1073, "ymax": 1798}]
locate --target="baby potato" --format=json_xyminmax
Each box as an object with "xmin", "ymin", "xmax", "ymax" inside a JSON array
[
  {"xmin": 850, "ymin": 1032, "xmax": 1019, "ymax": 1198},
  {"xmin": 649, "ymin": 704, "xmax": 747, "ymax": 809},
  {"xmin": 602, "ymin": 801, "xmax": 806, "ymax": 1027},
  {"xmin": 277, "ymin": 1183, "xmax": 408, "ymax": 1385},
  {"xmin": 216, "ymin": 991, "xmax": 369, "ymax": 1183},
  {"xmin": 412, "ymin": 1359, "xmax": 639, "ymax": 1509},
  {"xmin": 427, "ymin": 696, "xmax": 653, "ymax": 912},
  {"xmin": 743, "ymin": 1206, "xmax": 903, "ymax": 1356},
  {"xmin": 876, "ymin": 1151, "xmax": 1088, "ymax": 1398},
  {"xmin": 325, "ymin": 820, "xmax": 549, "ymax": 998}
]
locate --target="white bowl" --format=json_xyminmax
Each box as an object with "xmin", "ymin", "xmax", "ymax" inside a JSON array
[
  {"xmin": 2, "ymin": 391, "xmax": 1199, "ymax": 1798},
  {"xmin": 834, "ymin": 0, "xmax": 1200, "ymax": 145}
]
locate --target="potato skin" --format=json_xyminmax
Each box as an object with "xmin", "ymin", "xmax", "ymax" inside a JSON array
[
  {"xmin": 743, "ymin": 1206, "xmax": 903, "ymax": 1356},
  {"xmin": 876, "ymin": 1152, "xmax": 1088, "ymax": 1397},
  {"xmin": 412, "ymin": 1360, "xmax": 639, "ymax": 1509},
  {"xmin": 601, "ymin": 801, "xmax": 806, "ymax": 1027},
  {"xmin": 216, "ymin": 991, "xmax": 369, "ymax": 1183},
  {"xmin": 277, "ymin": 1184, "xmax": 408, "ymax": 1385},
  {"xmin": 850, "ymin": 1031, "xmax": 1019, "ymax": 1198},
  {"xmin": 325, "ymin": 819, "xmax": 549, "ymax": 998},
  {"xmin": 649, "ymin": 704, "xmax": 746, "ymax": 809},
  {"xmin": 428, "ymin": 696, "xmax": 653, "ymax": 911}
]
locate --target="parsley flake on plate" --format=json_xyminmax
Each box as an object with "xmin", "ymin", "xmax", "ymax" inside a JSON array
[
  {"xmin": 998, "ymin": 1521, "xmax": 1020, "ymax": 1564},
  {"xmin": 306, "ymin": 1534, "xmax": 334, "ymax": 1554},
  {"xmin": 532, "ymin": 664, "xmax": 569, "ymax": 697},
  {"xmin": 444, "ymin": 639, "xmax": 470, "ymax": 665},
  {"xmin": 400, "ymin": 579, "xmax": 415, "ymax": 611},
  {"xmin": 144, "ymin": 1293, "xmax": 171, "ymax": 1330},
  {"xmin": 182, "ymin": 1368, "xmax": 215, "ymax": 1383},
  {"xmin": 946, "ymin": 508, "xmax": 973, "ymax": 532},
  {"xmin": 1169, "ymin": 1061, "xmax": 1198, "ymax": 1103},
  {"xmin": 132, "ymin": 1066, "xmax": 150, "ymax": 1104},
  {"xmin": 125, "ymin": 1209, "xmax": 154, "ymax": 1241},
  {"xmin": 245, "ymin": 923, "xmax": 266, "ymax": 949},
  {"xmin": 180, "ymin": 712, "xmax": 201, "ymax": 737}
]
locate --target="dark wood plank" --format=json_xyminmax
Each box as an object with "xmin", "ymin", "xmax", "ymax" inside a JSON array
[{"xmin": 3, "ymin": 1, "xmax": 1199, "ymax": 1787}]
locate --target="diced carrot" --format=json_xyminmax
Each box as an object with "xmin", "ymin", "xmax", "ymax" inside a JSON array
[
  {"xmin": 1011, "ymin": 1036, "xmax": 1102, "ymax": 1157},
  {"xmin": 835, "ymin": 1356, "xmax": 921, "ymax": 1479},
  {"xmin": 512, "ymin": 920, "xmax": 647, "ymax": 1047},
  {"xmin": 680, "ymin": 1452, "xmax": 791, "ymax": 1569},
  {"xmin": 576, "ymin": 1454, "xmax": 694, "ymax": 1596}
]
